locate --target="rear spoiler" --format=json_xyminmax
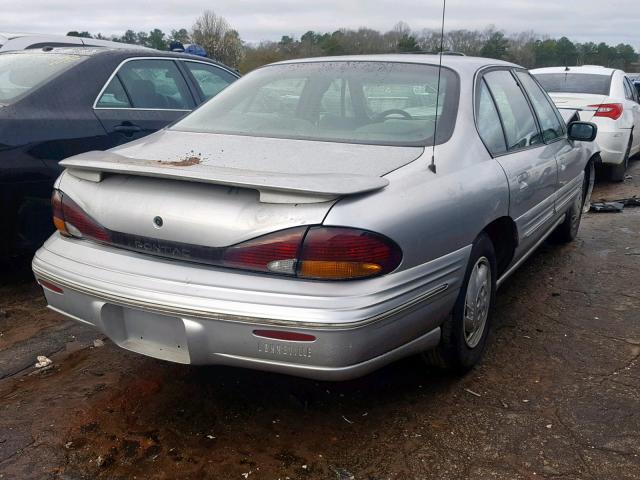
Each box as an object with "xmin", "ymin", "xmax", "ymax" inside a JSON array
[{"xmin": 60, "ymin": 151, "xmax": 388, "ymax": 204}]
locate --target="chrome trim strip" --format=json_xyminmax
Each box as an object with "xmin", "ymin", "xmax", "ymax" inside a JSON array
[
  {"xmin": 32, "ymin": 263, "xmax": 449, "ymax": 330},
  {"xmin": 497, "ymin": 214, "xmax": 565, "ymax": 288},
  {"xmin": 92, "ymin": 56, "xmax": 238, "ymax": 110}
]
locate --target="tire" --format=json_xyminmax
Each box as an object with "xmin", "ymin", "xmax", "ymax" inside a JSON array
[
  {"xmin": 581, "ymin": 157, "xmax": 596, "ymax": 214},
  {"xmin": 610, "ymin": 136, "xmax": 631, "ymax": 182},
  {"xmin": 550, "ymin": 185, "xmax": 583, "ymax": 244},
  {"xmin": 424, "ymin": 233, "xmax": 496, "ymax": 373}
]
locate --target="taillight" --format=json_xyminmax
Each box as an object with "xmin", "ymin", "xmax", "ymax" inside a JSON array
[
  {"xmin": 222, "ymin": 227, "xmax": 306, "ymax": 274},
  {"xmin": 588, "ymin": 103, "xmax": 623, "ymax": 120},
  {"xmin": 51, "ymin": 189, "xmax": 111, "ymax": 243},
  {"xmin": 222, "ymin": 226, "xmax": 402, "ymax": 280},
  {"xmin": 298, "ymin": 227, "xmax": 402, "ymax": 279},
  {"xmin": 50, "ymin": 190, "xmax": 401, "ymax": 280}
]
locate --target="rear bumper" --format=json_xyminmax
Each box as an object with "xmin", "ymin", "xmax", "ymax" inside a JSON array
[
  {"xmin": 595, "ymin": 128, "xmax": 631, "ymax": 166},
  {"xmin": 32, "ymin": 234, "xmax": 468, "ymax": 380}
]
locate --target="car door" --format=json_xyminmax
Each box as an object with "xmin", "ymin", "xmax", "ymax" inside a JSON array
[
  {"xmin": 93, "ymin": 58, "xmax": 196, "ymax": 148},
  {"xmin": 515, "ymin": 71, "xmax": 585, "ymax": 215},
  {"xmin": 480, "ymin": 68, "xmax": 559, "ymax": 258},
  {"xmin": 180, "ymin": 60, "xmax": 238, "ymax": 103},
  {"xmin": 623, "ymin": 75, "xmax": 640, "ymax": 154}
]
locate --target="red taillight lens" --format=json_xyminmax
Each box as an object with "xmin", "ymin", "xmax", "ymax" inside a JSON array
[
  {"xmin": 222, "ymin": 226, "xmax": 402, "ymax": 280},
  {"xmin": 222, "ymin": 227, "xmax": 307, "ymax": 274},
  {"xmin": 298, "ymin": 227, "xmax": 402, "ymax": 279},
  {"xmin": 51, "ymin": 189, "xmax": 111, "ymax": 243},
  {"xmin": 588, "ymin": 103, "xmax": 623, "ymax": 120}
]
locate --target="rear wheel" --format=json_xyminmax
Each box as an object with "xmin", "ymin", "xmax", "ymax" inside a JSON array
[
  {"xmin": 610, "ymin": 136, "xmax": 631, "ymax": 182},
  {"xmin": 424, "ymin": 233, "xmax": 496, "ymax": 373}
]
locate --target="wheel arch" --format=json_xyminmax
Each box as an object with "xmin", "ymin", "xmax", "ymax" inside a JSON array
[{"xmin": 481, "ymin": 216, "xmax": 518, "ymax": 277}]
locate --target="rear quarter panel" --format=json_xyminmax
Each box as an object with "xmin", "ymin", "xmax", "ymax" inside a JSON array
[{"xmin": 323, "ymin": 137, "xmax": 510, "ymax": 271}]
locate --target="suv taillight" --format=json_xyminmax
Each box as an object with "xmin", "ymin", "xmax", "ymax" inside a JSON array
[{"xmin": 589, "ymin": 103, "xmax": 623, "ymax": 120}]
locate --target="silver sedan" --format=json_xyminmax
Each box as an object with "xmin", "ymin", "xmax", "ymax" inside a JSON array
[{"xmin": 32, "ymin": 55, "xmax": 597, "ymax": 380}]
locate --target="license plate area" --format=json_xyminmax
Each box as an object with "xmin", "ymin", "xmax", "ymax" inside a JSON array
[{"xmin": 101, "ymin": 304, "xmax": 190, "ymax": 364}]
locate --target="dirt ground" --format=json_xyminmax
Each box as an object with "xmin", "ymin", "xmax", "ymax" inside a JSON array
[{"xmin": 0, "ymin": 161, "xmax": 638, "ymax": 480}]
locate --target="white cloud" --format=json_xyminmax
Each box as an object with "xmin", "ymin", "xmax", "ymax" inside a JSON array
[{"xmin": 5, "ymin": 0, "xmax": 640, "ymax": 48}]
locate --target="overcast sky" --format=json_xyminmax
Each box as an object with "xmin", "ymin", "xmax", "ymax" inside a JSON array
[{"xmin": 6, "ymin": 0, "xmax": 640, "ymax": 48}]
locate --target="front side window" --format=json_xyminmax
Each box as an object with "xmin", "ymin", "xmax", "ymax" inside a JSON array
[
  {"xmin": 516, "ymin": 71, "xmax": 564, "ymax": 142},
  {"xmin": 484, "ymin": 70, "xmax": 541, "ymax": 151},
  {"xmin": 172, "ymin": 61, "xmax": 459, "ymax": 147},
  {"xmin": 533, "ymin": 73, "xmax": 612, "ymax": 96},
  {"xmin": 97, "ymin": 59, "xmax": 194, "ymax": 110},
  {"xmin": 184, "ymin": 62, "xmax": 236, "ymax": 100},
  {"xmin": 476, "ymin": 80, "xmax": 506, "ymax": 155},
  {"xmin": 0, "ymin": 53, "xmax": 85, "ymax": 105}
]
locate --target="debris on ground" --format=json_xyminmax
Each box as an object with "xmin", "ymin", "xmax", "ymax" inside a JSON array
[
  {"xmin": 590, "ymin": 201, "xmax": 624, "ymax": 212},
  {"xmin": 93, "ymin": 339, "xmax": 105, "ymax": 348},
  {"xmin": 34, "ymin": 356, "xmax": 52, "ymax": 368},
  {"xmin": 464, "ymin": 388, "xmax": 482, "ymax": 397},
  {"xmin": 332, "ymin": 467, "xmax": 355, "ymax": 480},
  {"xmin": 590, "ymin": 196, "xmax": 640, "ymax": 212}
]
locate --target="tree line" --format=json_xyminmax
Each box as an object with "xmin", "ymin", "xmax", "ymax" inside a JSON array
[{"xmin": 67, "ymin": 11, "xmax": 639, "ymax": 73}]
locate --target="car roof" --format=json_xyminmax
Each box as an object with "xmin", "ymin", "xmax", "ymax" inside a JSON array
[
  {"xmin": 271, "ymin": 54, "xmax": 520, "ymax": 74},
  {"xmin": 531, "ymin": 65, "xmax": 618, "ymax": 75},
  {"xmin": 0, "ymin": 47, "xmax": 239, "ymax": 72}
]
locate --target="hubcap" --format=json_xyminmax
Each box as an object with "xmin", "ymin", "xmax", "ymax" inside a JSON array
[{"xmin": 463, "ymin": 257, "xmax": 491, "ymax": 348}]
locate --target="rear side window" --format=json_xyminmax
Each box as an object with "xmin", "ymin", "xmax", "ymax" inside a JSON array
[
  {"xmin": 534, "ymin": 73, "xmax": 611, "ymax": 95},
  {"xmin": 476, "ymin": 80, "xmax": 506, "ymax": 155},
  {"xmin": 484, "ymin": 70, "xmax": 541, "ymax": 151},
  {"xmin": 184, "ymin": 62, "xmax": 236, "ymax": 100},
  {"xmin": 516, "ymin": 72, "xmax": 564, "ymax": 142},
  {"xmin": 98, "ymin": 59, "xmax": 194, "ymax": 110},
  {"xmin": 95, "ymin": 76, "xmax": 131, "ymax": 108},
  {"xmin": 0, "ymin": 53, "xmax": 85, "ymax": 104}
]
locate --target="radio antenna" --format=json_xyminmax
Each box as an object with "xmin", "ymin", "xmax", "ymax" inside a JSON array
[{"xmin": 429, "ymin": 0, "xmax": 447, "ymax": 174}]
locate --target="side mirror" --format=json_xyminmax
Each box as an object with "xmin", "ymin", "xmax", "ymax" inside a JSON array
[{"xmin": 567, "ymin": 121, "xmax": 597, "ymax": 142}]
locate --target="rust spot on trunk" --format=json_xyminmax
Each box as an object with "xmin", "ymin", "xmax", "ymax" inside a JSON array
[{"xmin": 157, "ymin": 156, "xmax": 201, "ymax": 167}]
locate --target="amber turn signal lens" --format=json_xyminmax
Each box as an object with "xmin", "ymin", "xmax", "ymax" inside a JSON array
[
  {"xmin": 298, "ymin": 260, "xmax": 382, "ymax": 279},
  {"xmin": 53, "ymin": 216, "xmax": 68, "ymax": 235}
]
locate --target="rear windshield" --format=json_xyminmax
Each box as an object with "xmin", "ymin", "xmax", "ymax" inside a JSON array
[
  {"xmin": 533, "ymin": 73, "xmax": 612, "ymax": 95},
  {"xmin": 0, "ymin": 53, "xmax": 85, "ymax": 104},
  {"xmin": 173, "ymin": 61, "xmax": 459, "ymax": 147}
]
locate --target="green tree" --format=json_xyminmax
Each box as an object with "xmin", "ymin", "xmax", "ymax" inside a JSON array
[
  {"xmin": 136, "ymin": 31, "xmax": 149, "ymax": 47},
  {"xmin": 556, "ymin": 36, "xmax": 577, "ymax": 66},
  {"xmin": 148, "ymin": 28, "xmax": 167, "ymax": 50},
  {"xmin": 119, "ymin": 30, "xmax": 137, "ymax": 45},
  {"xmin": 171, "ymin": 28, "xmax": 190, "ymax": 44},
  {"xmin": 67, "ymin": 31, "xmax": 92, "ymax": 38},
  {"xmin": 397, "ymin": 34, "xmax": 420, "ymax": 52},
  {"xmin": 481, "ymin": 31, "xmax": 509, "ymax": 60}
]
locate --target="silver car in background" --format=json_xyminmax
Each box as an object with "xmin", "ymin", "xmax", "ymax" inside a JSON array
[{"xmin": 32, "ymin": 55, "xmax": 597, "ymax": 380}]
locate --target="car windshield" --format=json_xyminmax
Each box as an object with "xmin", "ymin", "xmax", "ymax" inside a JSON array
[
  {"xmin": 533, "ymin": 73, "xmax": 612, "ymax": 95},
  {"xmin": 0, "ymin": 53, "xmax": 85, "ymax": 105},
  {"xmin": 173, "ymin": 61, "xmax": 459, "ymax": 147}
]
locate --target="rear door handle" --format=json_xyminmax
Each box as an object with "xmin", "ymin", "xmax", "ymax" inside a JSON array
[{"xmin": 113, "ymin": 123, "xmax": 141, "ymax": 134}]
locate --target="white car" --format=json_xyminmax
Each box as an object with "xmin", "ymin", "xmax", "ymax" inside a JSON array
[
  {"xmin": 0, "ymin": 32, "xmax": 148, "ymax": 53},
  {"xmin": 532, "ymin": 65, "xmax": 640, "ymax": 181}
]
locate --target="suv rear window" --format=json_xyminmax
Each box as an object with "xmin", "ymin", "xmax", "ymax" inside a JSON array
[
  {"xmin": 0, "ymin": 53, "xmax": 85, "ymax": 104},
  {"xmin": 533, "ymin": 73, "xmax": 612, "ymax": 95}
]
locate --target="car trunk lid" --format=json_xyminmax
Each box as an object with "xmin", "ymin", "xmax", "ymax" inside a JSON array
[
  {"xmin": 58, "ymin": 130, "xmax": 423, "ymax": 248},
  {"xmin": 548, "ymin": 93, "xmax": 608, "ymax": 121}
]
